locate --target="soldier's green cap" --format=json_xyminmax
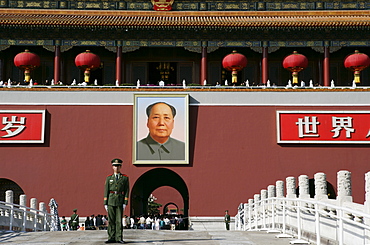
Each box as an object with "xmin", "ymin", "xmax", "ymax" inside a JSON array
[
  {"xmin": 111, "ymin": 158, "xmax": 123, "ymax": 165},
  {"xmin": 73, "ymin": 209, "xmax": 77, "ymax": 212}
]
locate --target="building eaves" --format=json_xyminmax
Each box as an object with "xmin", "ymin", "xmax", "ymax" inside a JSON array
[{"xmin": 0, "ymin": 9, "xmax": 369, "ymax": 29}]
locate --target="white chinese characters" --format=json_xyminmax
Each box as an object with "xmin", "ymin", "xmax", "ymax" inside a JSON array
[
  {"xmin": 296, "ymin": 116, "xmax": 320, "ymax": 137},
  {"xmin": 331, "ymin": 116, "xmax": 355, "ymax": 138},
  {"xmin": 1, "ymin": 116, "xmax": 27, "ymax": 138},
  {"xmin": 296, "ymin": 116, "xmax": 356, "ymax": 138}
]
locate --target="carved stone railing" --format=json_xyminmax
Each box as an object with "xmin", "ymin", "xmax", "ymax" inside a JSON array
[
  {"xmin": 236, "ymin": 170, "xmax": 370, "ymax": 245},
  {"xmin": 0, "ymin": 190, "xmax": 56, "ymax": 232}
]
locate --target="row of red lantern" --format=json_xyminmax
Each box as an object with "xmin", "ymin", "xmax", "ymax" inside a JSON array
[
  {"xmin": 12, "ymin": 49, "xmax": 370, "ymax": 84},
  {"xmin": 14, "ymin": 50, "xmax": 100, "ymax": 83},
  {"xmin": 222, "ymin": 50, "xmax": 370, "ymax": 84}
]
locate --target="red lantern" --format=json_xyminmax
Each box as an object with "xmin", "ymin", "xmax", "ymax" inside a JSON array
[
  {"xmin": 344, "ymin": 50, "xmax": 370, "ymax": 84},
  {"xmin": 222, "ymin": 50, "xmax": 247, "ymax": 84},
  {"xmin": 282, "ymin": 51, "xmax": 308, "ymax": 85},
  {"xmin": 75, "ymin": 50, "xmax": 101, "ymax": 83},
  {"xmin": 14, "ymin": 49, "xmax": 40, "ymax": 83}
]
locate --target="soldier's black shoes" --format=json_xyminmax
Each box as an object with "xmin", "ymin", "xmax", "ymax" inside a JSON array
[{"xmin": 104, "ymin": 239, "xmax": 125, "ymax": 243}]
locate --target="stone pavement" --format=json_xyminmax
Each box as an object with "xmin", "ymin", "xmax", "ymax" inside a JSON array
[{"xmin": 0, "ymin": 229, "xmax": 298, "ymax": 245}]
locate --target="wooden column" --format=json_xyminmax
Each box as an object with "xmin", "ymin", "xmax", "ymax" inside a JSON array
[
  {"xmin": 116, "ymin": 45, "xmax": 122, "ymax": 85},
  {"xmin": 201, "ymin": 42, "xmax": 207, "ymax": 85},
  {"xmin": 54, "ymin": 45, "xmax": 61, "ymax": 84},
  {"xmin": 262, "ymin": 46, "xmax": 268, "ymax": 85},
  {"xmin": 323, "ymin": 46, "xmax": 330, "ymax": 87}
]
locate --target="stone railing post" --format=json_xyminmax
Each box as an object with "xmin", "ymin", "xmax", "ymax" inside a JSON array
[
  {"xmin": 19, "ymin": 194, "xmax": 27, "ymax": 231},
  {"xmin": 5, "ymin": 190, "xmax": 13, "ymax": 204},
  {"xmin": 248, "ymin": 198, "xmax": 254, "ymax": 230},
  {"xmin": 286, "ymin": 176, "xmax": 297, "ymax": 222},
  {"xmin": 254, "ymin": 194, "xmax": 260, "ymax": 229},
  {"xmin": 30, "ymin": 198, "xmax": 38, "ymax": 231},
  {"xmin": 337, "ymin": 170, "xmax": 353, "ymax": 204},
  {"xmin": 261, "ymin": 189, "xmax": 267, "ymax": 228},
  {"xmin": 267, "ymin": 185, "xmax": 276, "ymax": 213},
  {"xmin": 30, "ymin": 198, "xmax": 38, "ymax": 221},
  {"xmin": 276, "ymin": 180, "xmax": 284, "ymax": 198},
  {"xmin": 314, "ymin": 172, "xmax": 328, "ymax": 201},
  {"xmin": 254, "ymin": 193, "xmax": 261, "ymax": 206},
  {"xmin": 298, "ymin": 175, "xmax": 310, "ymax": 199},
  {"xmin": 286, "ymin": 177, "xmax": 296, "ymax": 198},
  {"xmin": 38, "ymin": 202, "xmax": 46, "ymax": 230},
  {"xmin": 5, "ymin": 190, "xmax": 14, "ymax": 231},
  {"xmin": 261, "ymin": 189, "xmax": 267, "ymax": 200},
  {"xmin": 19, "ymin": 194, "xmax": 27, "ymax": 207},
  {"xmin": 5, "ymin": 190, "xmax": 13, "ymax": 218},
  {"xmin": 39, "ymin": 202, "xmax": 46, "ymax": 213},
  {"xmin": 268, "ymin": 185, "xmax": 277, "ymax": 229},
  {"xmin": 39, "ymin": 202, "xmax": 46, "ymax": 219},
  {"xmin": 30, "ymin": 198, "xmax": 37, "ymax": 212},
  {"xmin": 243, "ymin": 203, "xmax": 248, "ymax": 231},
  {"xmin": 268, "ymin": 185, "xmax": 276, "ymax": 198},
  {"xmin": 365, "ymin": 171, "xmax": 370, "ymax": 213}
]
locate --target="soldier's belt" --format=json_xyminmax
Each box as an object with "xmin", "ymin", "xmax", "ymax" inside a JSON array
[{"xmin": 110, "ymin": 191, "xmax": 124, "ymax": 194}]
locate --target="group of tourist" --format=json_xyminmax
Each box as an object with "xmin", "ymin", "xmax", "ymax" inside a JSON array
[
  {"xmin": 59, "ymin": 213, "xmax": 186, "ymax": 232},
  {"xmin": 123, "ymin": 214, "xmax": 186, "ymax": 230}
]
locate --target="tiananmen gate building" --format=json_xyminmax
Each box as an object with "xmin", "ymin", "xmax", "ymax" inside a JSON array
[{"xmin": 1, "ymin": 0, "xmax": 370, "ymax": 225}]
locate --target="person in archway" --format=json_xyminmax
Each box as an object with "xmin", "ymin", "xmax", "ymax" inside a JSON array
[
  {"xmin": 104, "ymin": 158, "xmax": 130, "ymax": 244},
  {"xmin": 137, "ymin": 102, "xmax": 185, "ymax": 161},
  {"xmin": 224, "ymin": 210, "xmax": 230, "ymax": 230}
]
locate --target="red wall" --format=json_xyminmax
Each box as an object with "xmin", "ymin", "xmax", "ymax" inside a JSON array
[{"xmin": 1, "ymin": 104, "xmax": 369, "ymax": 217}]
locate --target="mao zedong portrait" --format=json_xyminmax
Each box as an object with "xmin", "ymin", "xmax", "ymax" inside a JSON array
[{"xmin": 137, "ymin": 101, "xmax": 185, "ymax": 160}]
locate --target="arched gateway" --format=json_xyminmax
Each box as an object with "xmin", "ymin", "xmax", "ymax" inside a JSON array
[
  {"xmin": 0, "ymin": 178, "xmax": 24, "ymax": 204},
  {"xmin": 130, "ymin": 168, "xmax": 189, "ymax": 228}
]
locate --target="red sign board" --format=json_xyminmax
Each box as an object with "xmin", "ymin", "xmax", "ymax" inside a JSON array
[
  {"xmin": 277, "ymin": 111, "xmax": 370, "ymax": 144},
  {"xmin": 0, "ymin": 110, "xmax": 45, "ymax": 143}
]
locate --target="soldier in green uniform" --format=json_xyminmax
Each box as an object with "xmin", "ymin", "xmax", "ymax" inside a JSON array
[
  {"xmin": 104, "ymin": 158, "xmax": 129, "ymax": 244},
  {"xmin": 224, "ymin": 210, "xmax": 231, "ymax": 230},
  {"xmin": 70, "ymin": 209, "xmax": 79, "ymax": 231}
]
